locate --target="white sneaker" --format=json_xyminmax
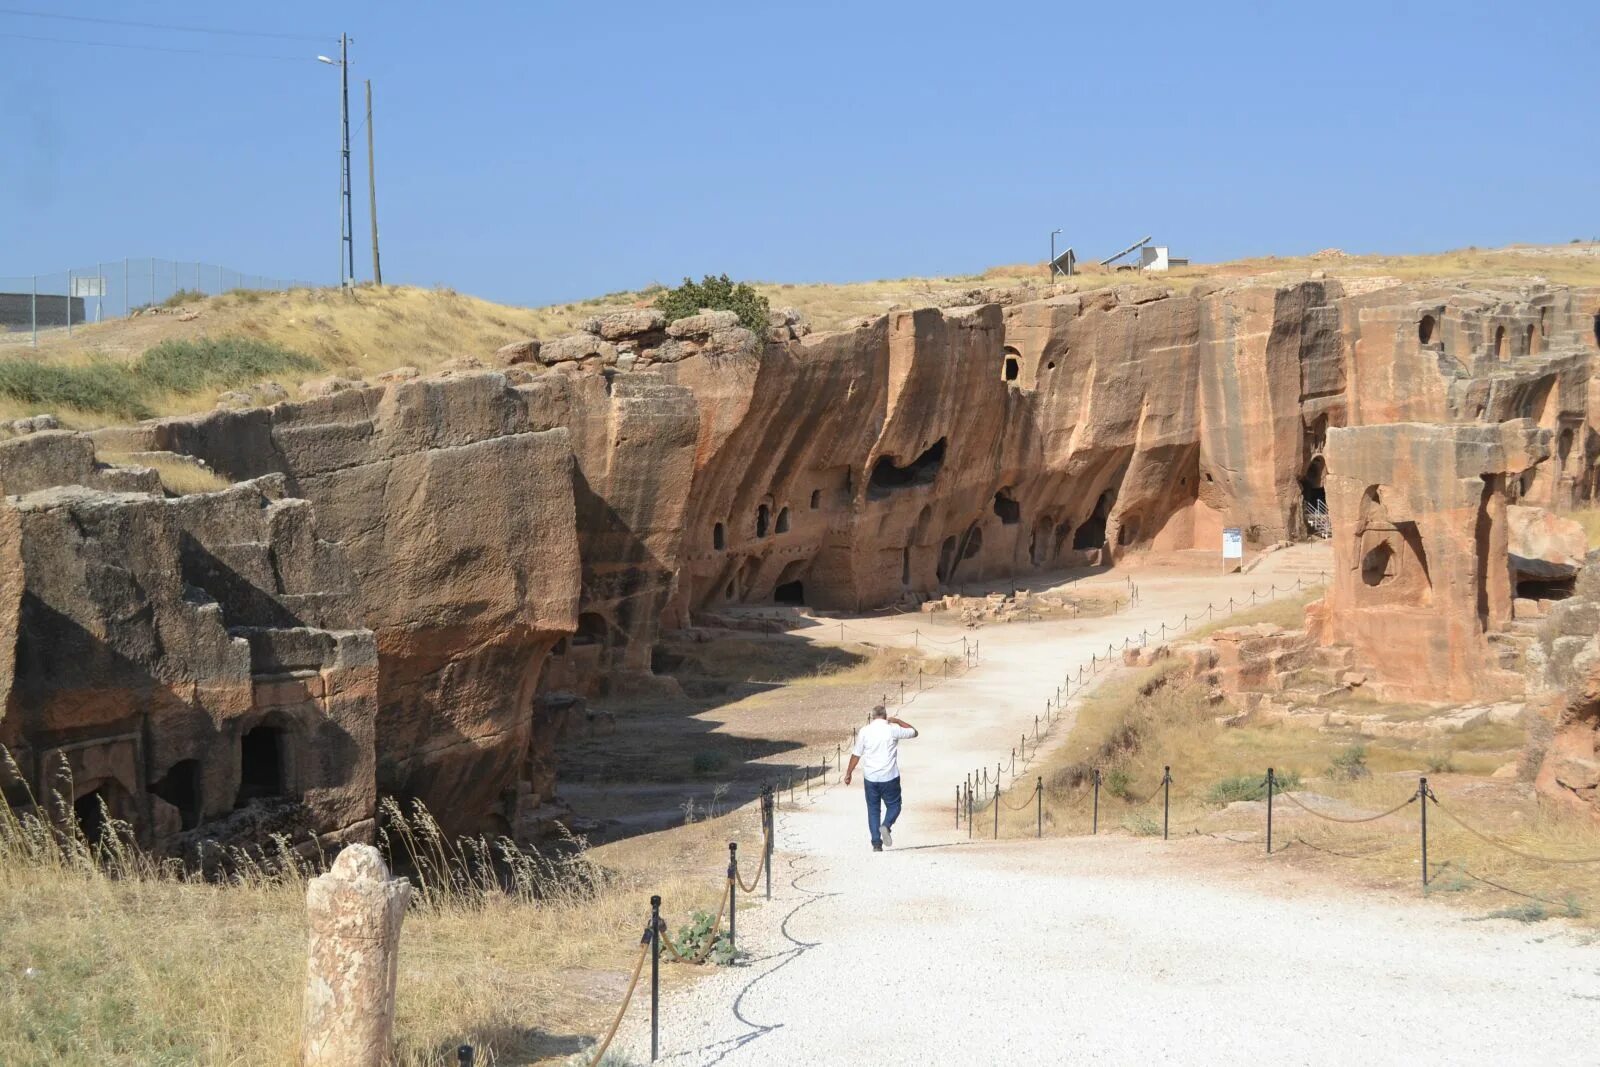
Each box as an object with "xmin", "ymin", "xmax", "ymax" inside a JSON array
[{"xmin": 881, "ymin": 825, "xmax": 893, "ymax": 848}]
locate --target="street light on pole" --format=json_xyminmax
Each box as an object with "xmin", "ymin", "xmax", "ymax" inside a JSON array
[
  {"xmin": 1050, "ymin": 229, "xmax": 1061, "ymax": 274},
  {"xmin": 317, "ymin": 34, "xmax": 355, "ymax": 288}
]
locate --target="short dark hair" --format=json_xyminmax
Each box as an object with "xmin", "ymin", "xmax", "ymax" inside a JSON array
[{"xmin": 872, "ymin": 705, "xmax": 887, "ymax": 719}]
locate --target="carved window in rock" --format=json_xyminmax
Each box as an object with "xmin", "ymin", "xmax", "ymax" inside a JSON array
[
  {"xmin": 1493, "ymin": 325, "xmax": 1507, "ymax": 361},
  {"xmin": 150, "ymin": 759, "xmax": 203, "ymax": 831},
  {"xmin": 1002, "ymin": 347, "xmax": 1021, "ymax": 383},
  {"xmin": 1526, "ymin": 323, "xmax": 1538, "ymax": 357},
  {"xmin": 775, "ymin": 507, "xmax": 791, "ymax": 534},
  {"xmin": 810, "ymin": 490, "xmax": 822, "ymax": 510},
  {"xmin": 74, "ymin": 781, "xmax": 133, "ymax": 847},
  {"xmin": 1418, "ymin": 314, "xmax": 1437, "ymax": 345},
  {"xmin": 713, "ymin": 522, "xmax": 725, "ymax": 551},
  {"xmin": 756, "ymin": 504, "xmax": 771, "ymax": 538},
  {"xmin": 1354, "ymin": 487, "xmax": 1430, "ymax": 606},
  {"xmin": 1360, "ymin": 539, "xmax": 1397, "ymax": 586}
]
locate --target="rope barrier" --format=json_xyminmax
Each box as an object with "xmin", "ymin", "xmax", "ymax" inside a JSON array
[
  {"xmin": 1002, "ymin": 781, "xmax": 1042, "ymax": 810},
  {"xmin": 1277, "ymin": 788, "xmax": 1417, "ymax": 824},
  {"xmin": 1429, "ymin": 797, "xmax": 1600, "ymax": 864},
  {"xmin": 586, "ymin": 940, "xmax": 650, "ymax": 1066},
  {"xmin": 733, "ymin": 827, "xmax": 771, "ymax": 893},
  {"xmin": 1438, "ymin": 862, "xmax": 1584, "ymax": 907}
]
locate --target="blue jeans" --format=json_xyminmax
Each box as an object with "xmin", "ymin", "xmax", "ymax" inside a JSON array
[{"xmin": 864, "ymin": 776, "xmax": 902, "ymax": 846}]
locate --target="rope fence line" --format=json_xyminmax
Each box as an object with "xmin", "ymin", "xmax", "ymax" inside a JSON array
[{"xmin": 1428, "ymin": 796, "xmax": 1600, "ymax": 865}]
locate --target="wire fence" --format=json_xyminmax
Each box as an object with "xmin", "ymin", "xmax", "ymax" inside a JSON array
[{"xmin": 0, "ymin": 258, "xmax": 319, "ymax": 347}]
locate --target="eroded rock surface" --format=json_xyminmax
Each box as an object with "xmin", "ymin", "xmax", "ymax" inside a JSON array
[{"xmin": 4, "ymin": 276, "xmax": 1600, "ymax": 843}]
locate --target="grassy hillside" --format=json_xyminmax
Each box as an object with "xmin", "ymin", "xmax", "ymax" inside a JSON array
[{"xmin": 5, "ymin": 243, "xmax": 1598, "ymax": 428}]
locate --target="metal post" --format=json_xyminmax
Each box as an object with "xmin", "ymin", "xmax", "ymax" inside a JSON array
[
  {"xmin": 29, "ymin": 275, "xmax": 36, "ymax": 347},
  {"xmin": 649, "ymin": 894, "xmax": 661, "ymax": 1061},
  {"xmin": 1036, "ymin": 776, "xmax": 1043, "ymax": 838},
  {"xmin": 994, "ymin": 784, "xmax": 1000, "ymax": 839},
  {"xmin": 366, "ymin": 78, "xmax": 382, "ymax": 284},
  {"xmin": 457, "ymin": 1045, "xmax": 474, "ymax": 1066},
  {"xmin": 1092, "ymin": 768, "xmax": 1100, "ymax": 834},
  {"xmin": 955, "ymin": 785, "xmax": 961, "ymax": 828},
  {"xmin": 899, "ymin": 680, "xmax": 905, "ymax": 704},
  {"xmin": 727, "ymin": 843, "xmax": 737, "ymax": 952},
  {"xmin": 1162, "ymin": 766, "xmax": 1171, "ymax": 840},
  {"xmin": 1419, "ymin": 776, "xmax": 1429, "ymax": 889},
  {"xmin": 967, "ymin": 786, "xmax": 972, "ymax": 839},
  {"xmin": 763, "ymin": 787, "xmax": 773, "ymax": 901},
  {"xmin": 1266, "ymin": 767, "xmax": 1275, "ymax": 854}
]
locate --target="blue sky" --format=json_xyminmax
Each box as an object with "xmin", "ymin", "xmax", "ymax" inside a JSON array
[{"xmin": 1, "ymin": 1, "xmax": 1595, "ymax": 306}]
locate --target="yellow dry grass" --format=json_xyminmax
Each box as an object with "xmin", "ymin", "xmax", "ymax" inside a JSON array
[
  {"xmin": 97, "ymin": 451, "xmax": 233, "ymax": 495},
  {"xmin": 12, "ymin": 242, "xmax": 1597, "ymax": 428},
  {"xmin": 0, "ymin": 788, "xmax": 766, "ymax": 1066},
  {"xmin": 1564, "ymin": 507, "xmax": 1600, "ymax": 550}
]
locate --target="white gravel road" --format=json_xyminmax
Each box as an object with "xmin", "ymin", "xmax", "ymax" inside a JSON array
[{"xmin": 613, "ymin": 548, "xmax": 1600, "ymax": 1066}]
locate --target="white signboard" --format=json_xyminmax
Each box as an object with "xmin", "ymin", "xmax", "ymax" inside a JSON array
[
  {"xmin": 71, "ymin": 276, "xmax": 104, "ymax": 298},
  {"xmin": 1222, "ymin": 527, "xmax": 1243, "ymax": 560}
]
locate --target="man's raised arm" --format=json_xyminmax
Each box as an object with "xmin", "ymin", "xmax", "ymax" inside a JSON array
[{"xmin": 889, "ymin": 716, "xmax": 918, "ymax": 738}]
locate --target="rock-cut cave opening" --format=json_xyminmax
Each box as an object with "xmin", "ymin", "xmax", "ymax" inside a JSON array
[{"xmin": 868, "ymin": 438, "xmax": 947, "ymax": 499}]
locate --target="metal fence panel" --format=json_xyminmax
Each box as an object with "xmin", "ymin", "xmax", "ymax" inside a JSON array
[{"xmin": 0, "ymin": 259, "xmax": 316, "ymax": 347}]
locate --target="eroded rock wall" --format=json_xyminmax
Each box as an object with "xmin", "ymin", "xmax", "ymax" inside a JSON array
[{"xmin": 5, "ymin": 276, "xmax": 1600, "ymax": 844}]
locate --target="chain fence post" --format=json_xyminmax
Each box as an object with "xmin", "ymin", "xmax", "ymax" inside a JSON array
[
  {"xmin": 993, "ymin": 783, "xmax": 1000, "ymax": 839},
  {"xmin": 1419, "ymin": 776, "xmax": 1429, "ymax": 890},
  {"xmin": 955, "ymin": 785, "xmax": 961, "ymax": 828},
  {"xmin": 1162, "ymin": 766, "xmax": 1172, "ymax": 840},
  {"xmin": 727, "ymin": 843, "xmax": 738, "ymax": 952},
  {"xmin": 967, "ymin": 785, "xmax": 973, "ymax": 839},
  {"xmin": 1036, "ymin": 776, "xmax": 1043, "ymax": 838},
  {"xmin": 1266, "ymin": 767, "xmax": 1275, "ymax": 855},
  {"xmin": 649, "ymin": 894, "xmax": 661, "ymax": 1061},
  {"xmin": 1093, "ymin": 768, "xmax": 1100, "ymax": 834}
]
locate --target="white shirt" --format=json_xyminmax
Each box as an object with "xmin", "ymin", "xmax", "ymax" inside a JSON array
[{"xmin": 851, "ymin": 718, "xmax": 917, "ymax": 783}]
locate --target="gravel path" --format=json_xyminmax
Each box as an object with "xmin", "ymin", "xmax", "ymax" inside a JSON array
[{"xmin": 614, "ymin": 548, "xmax": 1600, "ymax": 1065}]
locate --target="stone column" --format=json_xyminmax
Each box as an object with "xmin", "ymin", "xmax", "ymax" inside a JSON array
[{"xmin": 302, "ymin": 843, "xmax": 411, "ymax": 1066}]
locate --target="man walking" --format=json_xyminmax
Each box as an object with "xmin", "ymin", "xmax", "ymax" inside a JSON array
[{"xmin": 844, "ymin": 705, "xmax": 918, "ymax": 852}]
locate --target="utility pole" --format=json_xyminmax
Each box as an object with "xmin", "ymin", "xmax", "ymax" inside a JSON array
[
  {"xmin": 366, "ymin": 79, "xmax": 382, "ymax": 285},
  {"xmin": 321, "ymin": 35, "xmax": 354, "ymax": 286}
]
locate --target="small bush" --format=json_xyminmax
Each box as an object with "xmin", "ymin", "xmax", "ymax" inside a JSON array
[
  {"xmin": 1206, "ymin": 770, "xmax": 1302, "ymax": 805},
  {"xmin": 162, "ymin": 288, "xmax": 206, "ymax": 308},
  {"xmin": 690, "ymin": 750, "xmax": 730, "ymax": 777},
  {"xmin": 1104, "ymin": 768, "xmax": 1132, "ymax": 799},
  {"xmin": 672, "ymin": 909, "xmax": 736, "ymax": 966},
  {"xmin": 1122, "ymin": 812, "xmax": 1161, "ymax": 836},
  {"xmin": 655, "ymin": 274, "xmax": 770, "ymax": 335},
  {"xmin": 1425, "ymin": 753, "xmax": 1456, "ymax": 775},
  {"xmin": 1483, "ymin": 903, "xmax": 1549, "ymax": 923},
  {"xmin": 1329, "ymin": 744, "xmax": 1370, "ymax": 780}
]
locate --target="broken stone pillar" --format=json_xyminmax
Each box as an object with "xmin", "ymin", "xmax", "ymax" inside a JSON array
[{"xmin": 302, "ymin": 844, "xmax": 411, "ymax": 1066}]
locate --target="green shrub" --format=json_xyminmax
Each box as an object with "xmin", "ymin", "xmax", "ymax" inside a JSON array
[
  {"xmin": 1329, "ymin": 744, "xmax": 1370, "ymax": 780},
  {"xmin": 161, "ymin": 288, "xmax": 207, "ymax": 308},
  {"xmin": 0, "ymin": 338, "xmax": 318, "ymax": 420},
  {"xmin": 1425, "ymin": 753, "xmax": 1456, "ymax": 775},
  {"xmin": 672, "ymin": 909, "xmax": 737, "ymax": 966},
  {"xmin": 1206, "ymin": 770, "xmax": 1303, "ymax": 804},
  {"xmin": 655, "ymin": 274, "xmax": 770, "ymax": 335},
  {"xmin": 690, "ymin": 750, "xmax": 730, "ymax": 777},
  {"xmin": 1103, "ymin": 768, "xmax": 1131, "ymax": 799},
  {"xmin": 1122, "ymin": 812, "xmax": 1161, "ymax": 836}
]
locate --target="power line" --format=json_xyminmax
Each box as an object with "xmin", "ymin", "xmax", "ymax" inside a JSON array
[
  {"xmin": 0, "ymin": 7, "xmax": 329, "ymax": 42},
  {"xmin": 0, "ymin": 30, "xmax": 317, "ymax": 62}
]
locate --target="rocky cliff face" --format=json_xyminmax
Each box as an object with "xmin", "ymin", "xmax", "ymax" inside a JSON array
[{"xmin": 2, "ymin": 276, "xmax": 1597, "ymax": 846}]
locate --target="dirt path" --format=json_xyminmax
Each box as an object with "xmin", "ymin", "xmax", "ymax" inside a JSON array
[{"xmin": 614, "ymin": 547, "xmax": 1600, "ymax": 1065}]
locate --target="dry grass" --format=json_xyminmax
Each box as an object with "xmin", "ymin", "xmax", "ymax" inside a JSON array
[
  {"xmin": 993, "ymin": 599, "xmax": 1600, "ymax": 922},
  {"xmin": 98, "ymin": 451, "xmax": 234, "ymax": 495},
  {"xmin": 0, "ymin": 759, "xmax": 763, "ymax": 1065},
  {"xmin": 1565, "ymin": 507, "xmax": 1600, "ymax": 550},
  {"xmin": 12, "ymin": 243, "xmax": 1598, "ymax": 427}
]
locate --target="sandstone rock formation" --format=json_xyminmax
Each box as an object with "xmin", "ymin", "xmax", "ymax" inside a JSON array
[{"xmin": 3, "ymin": 275, "xmax": 1599, "ymax": 845}]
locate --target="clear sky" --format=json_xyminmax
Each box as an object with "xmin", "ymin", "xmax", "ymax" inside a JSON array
[{"xmin": 2, "ymin": 1, "xmax": 1595, "ymax": 307}]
